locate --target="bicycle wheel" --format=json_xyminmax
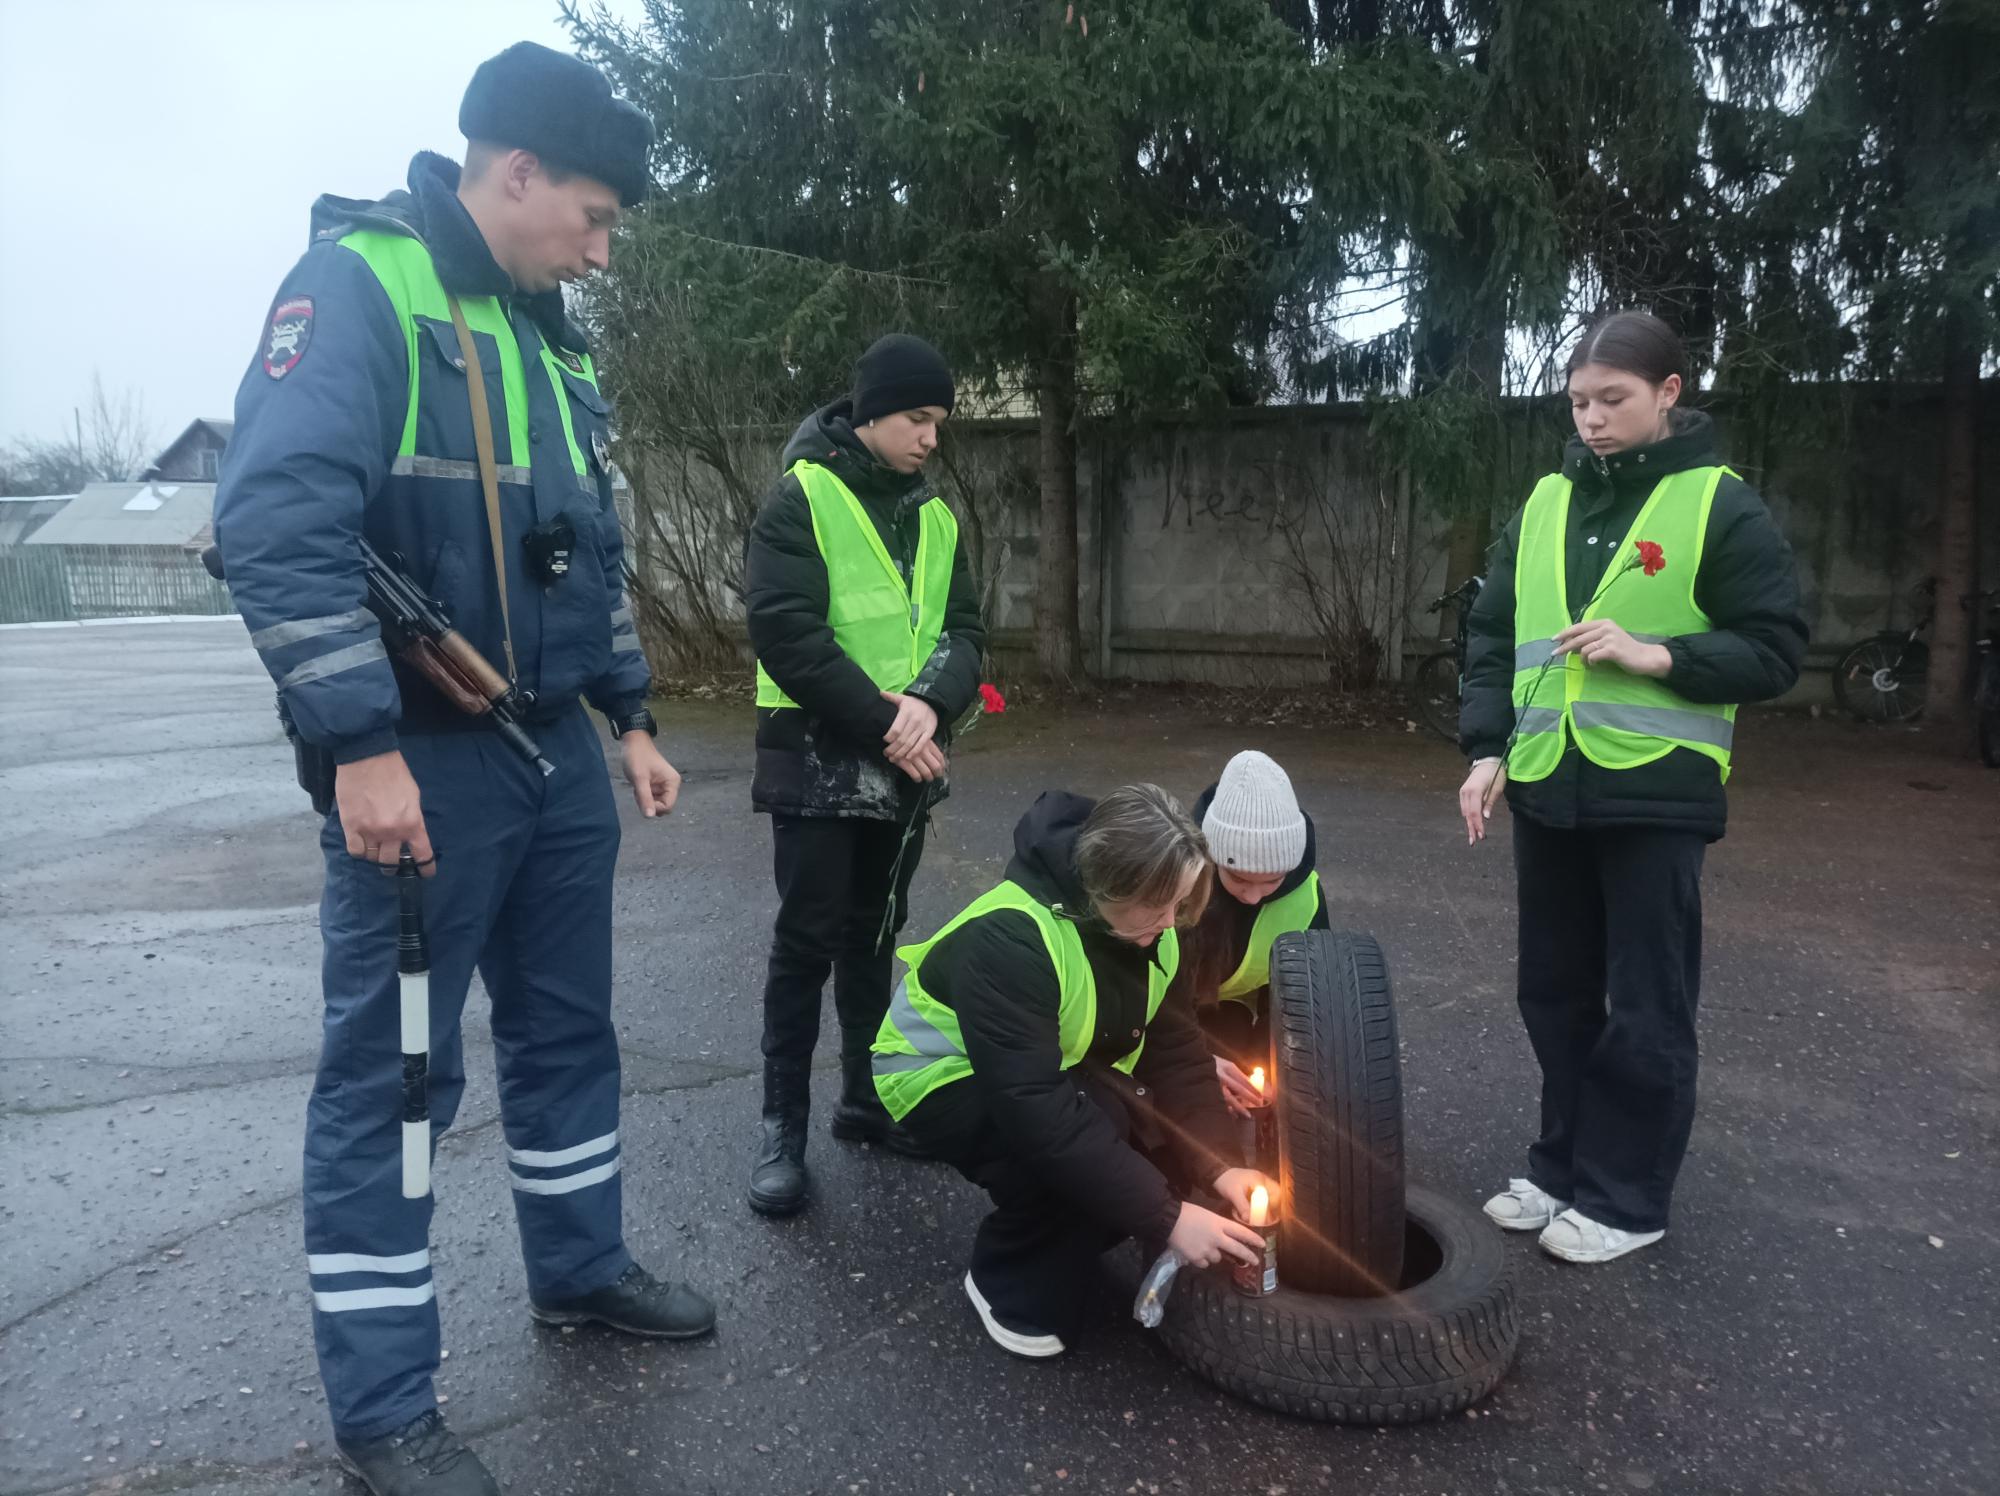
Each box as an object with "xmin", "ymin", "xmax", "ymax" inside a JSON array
[
  {"xmin": 1412, "ymin": 652, "xmax": 1460, "ymax": 741},
  {"xmin": 1833, "ymin": 636, "xmax": 1929, "ymax": 723}
]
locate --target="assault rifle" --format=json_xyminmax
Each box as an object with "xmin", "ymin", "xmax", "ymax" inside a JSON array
[{"xmin": 202, "ymin": 542, "xmax": 555, "ymax": 781}]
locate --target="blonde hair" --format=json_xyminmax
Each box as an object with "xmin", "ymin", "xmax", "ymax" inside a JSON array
[{"xmin": 1076, "ymin": 784, "xmax": 1212, "ymax": 927}]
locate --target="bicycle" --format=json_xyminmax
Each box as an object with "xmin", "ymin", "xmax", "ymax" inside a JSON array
[
  {"xmin": 1412, "ymin": 575, "xmax": 1484, "ymax": 742},
  {"xmin": 1833, "ymin": 578, "xmax": 1934, "ymax": 724}
]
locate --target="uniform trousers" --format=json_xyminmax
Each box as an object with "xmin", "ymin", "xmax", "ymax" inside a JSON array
[{"xmin": 306, "ymin": 708, "xmax": 629, "ymax": 1440}]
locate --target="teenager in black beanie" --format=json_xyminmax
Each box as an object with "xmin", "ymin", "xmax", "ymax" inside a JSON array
[
  {"xmin": 850, "ymin": 334, "xmax": 957, "ymax": 423},
  {"xmin": 739, "ymin": 334, "xmax": 986, "ymax": 1216}
]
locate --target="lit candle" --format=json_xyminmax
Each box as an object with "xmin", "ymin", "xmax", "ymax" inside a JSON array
[
  {"xmin": 1249, "ymin": 1065, "xmax": 1266, "ymax": 1096},
  {"xmin": 1249, "ymin": 1184, "xmax": 1271, "ymax": 1227}
]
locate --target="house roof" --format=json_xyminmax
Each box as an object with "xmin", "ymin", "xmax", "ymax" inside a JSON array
[
  {"xmin": 140, "ymin": 418, "xmax": 235, "ymax": 478},
  {"xmin": 0, "ymin": 494, "xmax": 74, "ymax": 546},
  {"xmin": 24, "ymin": 481, "xmax": 216, "ymax": 547}
]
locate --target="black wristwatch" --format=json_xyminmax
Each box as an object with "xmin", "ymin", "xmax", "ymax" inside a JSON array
[{"xmin": 610, "ymin": 707, "xmax": 658, "ymax": 739}]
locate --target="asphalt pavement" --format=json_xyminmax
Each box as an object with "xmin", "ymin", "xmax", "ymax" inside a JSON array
[{"xmin": 1, "ymin": 620, "xmax": 1994, "ymax": 1496}]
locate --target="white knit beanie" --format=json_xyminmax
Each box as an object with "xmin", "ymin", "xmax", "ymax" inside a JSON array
[{"xmin": 1202, "ymin": 751, "xmax": 1306, "ymax": 874}]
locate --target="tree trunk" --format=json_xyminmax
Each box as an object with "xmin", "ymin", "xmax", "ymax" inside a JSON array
[
  {"xmin": 1920, "ymin": 297, "xmax": 1981, "ymax": 738},
  {"xmin": 1034, "ymin": 283, "xmax": 1085, "ymax": 687},
  {"xmin": 1320, "ymin": 0, "xmax": 1381, "ymax": 46},
  {"xmin": 1445, "ymin": 508, "xmax": 1493, "ymax": 596},
  {"xmin": 1438, "ymin": 302, "xmax": 1506, "ymax": 592},
  {"xmin": 1266, "ymin": 0, "xmax": 1313, "ymax": 41}
]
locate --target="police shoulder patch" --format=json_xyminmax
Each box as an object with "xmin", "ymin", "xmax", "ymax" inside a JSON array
[
  {"xmin": 557, "ymin": 348, "xmax": 586, "ymax": 376},
  {"xmin": 263, "ymin": 296, "xmax": 315, "ymax": 379}
]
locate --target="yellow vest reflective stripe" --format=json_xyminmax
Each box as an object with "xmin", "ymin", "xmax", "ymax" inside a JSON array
[
  {"xmin": 754, "ymin": 460, "xmax": 958, "ymax": 708},
  {"xmin": 870, "ymin": 880, "xmax": 1180, "ymax": 1122},
  {"xmin": 1214, "ymin": 872, "xmax": 1321, "ymax": 1006},
  {"xmin": 336, "ymin": 227, "xmax": 602, "ymax": 478},
  {"xmin": 1509, "ymin": 466, "xmax": 1736, "ymax": 784}
]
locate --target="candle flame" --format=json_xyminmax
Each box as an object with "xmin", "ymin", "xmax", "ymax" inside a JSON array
[
  {"xmin": 1250, "ymin": 1184, "xmax": 1270, "ymax": 1227},
  {"xmin": 1249, "ymin": 1065, "xmax": 1266, "ymax": 1094}
]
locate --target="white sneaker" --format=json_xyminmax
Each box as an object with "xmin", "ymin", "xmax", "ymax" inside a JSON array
[
  {"xmin": 1538, "ymin": 1208, "xmax": 1665, "ymax": 1263},
  {"xmin": 1483, "ymin": 1177, "xmax": 1570, "ymax": 1232},
  {"xmin": 963, "ymin": 1271, "xmax": 1065, "ymax": 1359}
]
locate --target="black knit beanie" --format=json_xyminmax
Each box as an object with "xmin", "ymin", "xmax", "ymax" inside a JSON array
[{"xmin": 850, "ymin": 335, "xmax": 956, "ymax": 423}]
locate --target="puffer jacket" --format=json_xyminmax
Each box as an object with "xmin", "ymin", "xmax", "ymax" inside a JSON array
[
  {"xmin": 214, "ymin": 151, "xmax": 647, "ymax": 761},
  {"xmin": 906, "ymin": 791, "xmax": 1242, "ymax": 1242},
  {"xmin": 744, "ymin": 399, "xmax": 986, "ymax": 818},
  {"xmin": 1459, "ymin": 409, "xmax": 1808, "ymax": 838}
]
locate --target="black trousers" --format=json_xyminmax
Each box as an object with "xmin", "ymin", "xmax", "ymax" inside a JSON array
[
  {"xmin": 1513, "ymin": 815, "xmax": 1707, "ymax": 1233},
  {"xmin": 904, "ymin": 1073, "xmax": 1178, "ymax": 1344},
  {"xmin": 761, "ymin": 812, "xmax": 927, "ymax": 1067}
]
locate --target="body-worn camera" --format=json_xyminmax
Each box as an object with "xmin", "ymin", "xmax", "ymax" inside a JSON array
[{"xmin": 523, "ymin": 515, "xmax": 576, "ymax": 585}]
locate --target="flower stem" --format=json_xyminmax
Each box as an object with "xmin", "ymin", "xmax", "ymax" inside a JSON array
[{"xmin": 1493, "ymin": 548, "xmax": 1646, "ymax": 769}]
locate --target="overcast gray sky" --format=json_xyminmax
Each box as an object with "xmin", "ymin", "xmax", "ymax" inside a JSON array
[{"xmin": 0, "ymin": 0, "xmax": 641, "ymax": 456}]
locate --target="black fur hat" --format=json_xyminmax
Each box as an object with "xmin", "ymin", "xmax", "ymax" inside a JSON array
[{"xmin": 459, "ymin": 42, "xmax": 654, "ymax": 207}]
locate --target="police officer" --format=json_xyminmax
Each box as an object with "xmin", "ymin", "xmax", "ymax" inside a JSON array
[
  {"xmin": 742, "ymin": 334, "xmax": 988, "ymax": 1215},
  {"xmin": 214, "ymin": 43, "xmax": 714, "ymax": 1496}
]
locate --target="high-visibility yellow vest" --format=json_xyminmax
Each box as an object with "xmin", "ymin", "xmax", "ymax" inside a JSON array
[
  {"xmin": 1509, "ymin": 466, "xmax": 1736, "ymax": 783},
  {"xmin": 753, "ymin": 459, "xmax": 958, "ymax": 708},
  {"xmin": 871, "ymin": 880, "xmax": 1180, "ymax": 1122},
  {"xmin": 337, "ymin": 227, "xmax": 609, "ymax": 480},
  {"xmin": 1214, "ymin": 872, "xmax": 1321, "ymax": 1006}
]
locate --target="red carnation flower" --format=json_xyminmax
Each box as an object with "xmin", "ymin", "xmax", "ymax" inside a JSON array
[
  {"xmin": 979, "ymin": 683, "xmax": 1008, "ymax": 714},
  {"xmin": 1636, "ymin": 540, "xmax": 1666, "ymax": 577}
]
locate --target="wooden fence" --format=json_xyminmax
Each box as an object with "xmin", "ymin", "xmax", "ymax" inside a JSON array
[{"xmin": 0, "ymin": 546, "xmax": 234, "ymax": 624}]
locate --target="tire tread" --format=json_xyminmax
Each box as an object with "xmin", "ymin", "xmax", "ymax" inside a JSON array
[
  {"xmin": 1271, "ymin": 931, "xmax": 1405, "ymax": 1295},
  {"xmin": 1153, "ymin": 1189, "xmax": 1519, "ymax": 1425}
]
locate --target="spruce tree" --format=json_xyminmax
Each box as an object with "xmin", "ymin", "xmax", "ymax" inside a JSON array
[{"xmin": 566, "ymin": 0, "xmax": 1446, "ymax": 684}]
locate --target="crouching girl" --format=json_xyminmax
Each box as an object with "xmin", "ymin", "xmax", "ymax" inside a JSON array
[
  {"xmin": 1173, "ymin": 750, "xmax": 1329, "ymax": 1116},
  {"xmin": 873, "ymin": 785, "xmax": 1272, "ymax": 1357}
]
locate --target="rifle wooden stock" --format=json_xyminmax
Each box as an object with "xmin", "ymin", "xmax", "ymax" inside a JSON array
[
  {"xmin": 397, "ymin": 636, "xmax": 493, "ymax": 716},
  {"xmin": 432, "ymin": 629, "xmax": 513, "ymax": 702},
  {"xmin": 210, "ymin": 536, "xmax": 556, "ymax": 775}
]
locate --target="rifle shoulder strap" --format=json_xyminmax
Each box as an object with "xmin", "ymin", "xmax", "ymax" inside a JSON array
[{"xmin": 446, "ymin": 294, "xmax": 519, "ymax": 684}]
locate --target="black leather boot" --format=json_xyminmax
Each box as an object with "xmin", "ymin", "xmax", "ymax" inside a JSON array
[
  {"xmin": 335, "ymin": 1411, "xmax": 498, "ymax": 1496},
  {"xmin": 530, "ymin": 1262, "xmax": 716, "ymax": 1338},
  {"xmin": 747, "ymin": 1059, "xmax": 810, "ymax": 1216},
  {"xmin": 828, "ymin": 1047, "xmax": 930, "ymax": 1157},
  {"xmin": 828, "ymin": 1040, "xmax": 893, "ymax": 1141}
]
